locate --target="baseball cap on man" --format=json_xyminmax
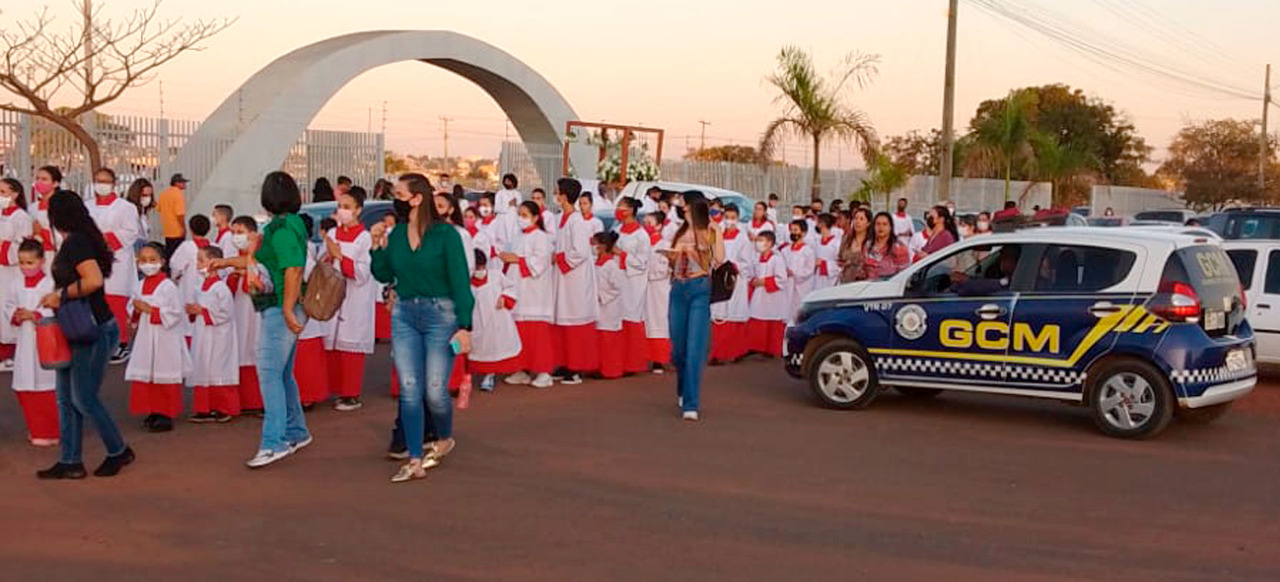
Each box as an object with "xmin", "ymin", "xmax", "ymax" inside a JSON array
[{"xmin": 170, "ymin": 173, "xmax": 190, "ymax": 186}]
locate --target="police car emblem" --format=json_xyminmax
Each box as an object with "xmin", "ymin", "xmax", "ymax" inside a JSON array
[{"xmin": 896, "ymin": 304, "xmax": 927, "ymax": 340}]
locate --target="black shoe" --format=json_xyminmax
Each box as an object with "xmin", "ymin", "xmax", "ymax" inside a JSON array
[
  {"xmin": 94, "ymin": 447, "xmax": 135, "ymax": 477},
  {"xmin": 212, "ymin": 411, "xmax": 233, "ymax": 424},
  {"xmin": 142, "ymin": 414, "xmax": 158, "ymax": 430},
  {"xmin": 148, "ymin": 416, "xmax": 174, "ymax": 433},
  {"xmin": 302, "ymin": 402, "xmax": 316, "ymax": 412},
  {"xmin": 37, "ymin": 462, "xmax": 87, "ymax": 480},
  {"xmin": 109, "ymin": 344, "xmax": 131, "ymax": 365}
]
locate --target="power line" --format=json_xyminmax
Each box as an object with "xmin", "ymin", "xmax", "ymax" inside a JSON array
[{"xmin": 964, "ymin": 0, "xmax": 1261, "ymax": 101}]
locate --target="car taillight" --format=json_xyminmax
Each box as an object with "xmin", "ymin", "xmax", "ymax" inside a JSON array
[{"xmin": 1150, "ymin": 280, "xmax": 1201, "ymax": 322}]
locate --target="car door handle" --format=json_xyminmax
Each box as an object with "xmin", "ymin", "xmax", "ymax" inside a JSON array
[
  {"xmin": 975, "ymin": 304, "xmax": 1005, "ymax": 320},
  {"xmin": 1259, "ymin": 304, "xmax": 1271, "ymax": 310},
  {"xmin": 1089, "ymin": 302, "xmax": 1123, "ymax": 317}
]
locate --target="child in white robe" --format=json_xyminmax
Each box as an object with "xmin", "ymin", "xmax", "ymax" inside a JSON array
[
  {"xmin": 188, "ymin": 246, "xmax": 240, "ymax": 422},
  {"xmin": 746, "ymin": 231, "xmax": 789, "ymax": 357},
  {"xmin": 5, "ymin": 240, "xmax": 57, "ymax": 445},
  {"xmin": 125, "ymin": 243, "xmax": 190, "ymax": 432}
]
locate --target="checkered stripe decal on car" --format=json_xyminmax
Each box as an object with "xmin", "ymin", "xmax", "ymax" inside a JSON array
[
  {"xmin": 1170, "ymin": 353, "xmax": 1254, "ymax": 386},
  {"xmin": 876, "ymin": 358, "xmax": 1084, "ymax": 386}
]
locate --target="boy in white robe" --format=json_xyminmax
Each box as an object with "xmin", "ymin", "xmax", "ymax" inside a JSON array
[
  {"xmin": 125, "ymin": 243, "xmax": 190, "ymax": 432},
  {"xmin": 188, "ymin": 246, "xmax": 240, "ymax": 422}
]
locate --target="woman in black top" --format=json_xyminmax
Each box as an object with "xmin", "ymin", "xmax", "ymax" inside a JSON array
[{"xmin": 37, "ymin": 191, "xmax": 134, "ymax": 479}]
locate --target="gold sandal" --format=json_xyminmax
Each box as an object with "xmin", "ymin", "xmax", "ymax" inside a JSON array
[{"xmin": 391, "ymin": 461, "xmax": 426, "ymax": 483}]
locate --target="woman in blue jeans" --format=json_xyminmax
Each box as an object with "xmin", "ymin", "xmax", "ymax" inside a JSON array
[
  {"xmin": 371, "ymin": 173, "xmax": 473, "ymax": 483},
  {"xmin": 210, "ymin": 171, "xmax": 312, "ymax": 469},
  {"xmin": 662, "ymin": 192, "xmax": 724, "ymax": 421},
  {"xmin": 38, "ymin": 191, "xmax": 134, "ymax": 479}
]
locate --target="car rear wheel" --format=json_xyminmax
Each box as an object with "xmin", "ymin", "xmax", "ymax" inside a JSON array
[
  {"xmin": 1088, "ymin": 359, "xmax": 1174, "ymax": 439},
  {"xmin": 806, "ymin": 339, "xmax": 879, "ymax": 410},
  {"xmin": 1175, "ymin": 402, "xmax": 1233, "ymax": 424}
]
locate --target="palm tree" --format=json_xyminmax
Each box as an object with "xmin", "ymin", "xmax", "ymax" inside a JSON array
[
  {"xmin": 963, "ymin": 89, "xmax": 1039, "ymax": 201},
  {"xmin": 854, "ymin": 152, "xmax": 910, "ymax": 211},
  {"xmin": 759, "ymin": 46, "xmax": 879, "ymax": 201},
  {"xmin": 1028, "ymin": 134, "xmax": 1100, "ymax": 207}
]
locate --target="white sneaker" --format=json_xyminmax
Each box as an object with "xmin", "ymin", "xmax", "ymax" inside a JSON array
[
  {"xmin": 245, "ymin": 448, "xmax": 292, "ymax": 469},
  {"xmin": 290, "ymin": 435, "xmax": 314, "ymax": 453},
  {"xmin": 559, "ymin": 374, "xmax": 583, "ymax": 385},
  {"xmin": 530, "ymin": 373, "xmax": 554, "ymax": 388},
  {"xmin": 678, "ymin": 396, "xmax": 683, "ymax": 408},
  {"xmin": 682, "ymin": 411, "xmax": 700, "ymax": 421},
  {"xmin": 506, "ymin": 371, "xmax": 532, "ymax": 385}
]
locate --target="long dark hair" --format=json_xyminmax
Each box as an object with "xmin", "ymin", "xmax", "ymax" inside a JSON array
[
  {"xmin": 436, "ymin": 192, "xmax": 465, "ymax": 227},
  {"xmin": 261, "ymin": 171, "xmax": 302, "ymax": 215},
  {"xmin": 1, "ymin": 178, "xmax": 28, "ymax": 211},
  {"xmin": 868, "ymin": 212, "xmax": 901, "ymax": 253},
  {"xmin": 125, "ymin": 178, "xmax": 153, "ymax": 216},
  {"xmin": 672, "ymin": 190, "xmax": 710, "ymax": 243},
  {"xmin": 49, "ymin": 190, "xmax": 113, "ymax": 277},
  {"xmin": 399, "ymin": 173, "xmax": 438, "ymax": 236},
  {"xmin": 519, "ymin": 201, "xmax": 545, "ymax": 232},
  {"xmin": 312, "ymin": 177, "xmax": 334, "ymax": 202},
  {"xmin": 932, "ymin": 205, "xmax": 959, "ymax": 242}
]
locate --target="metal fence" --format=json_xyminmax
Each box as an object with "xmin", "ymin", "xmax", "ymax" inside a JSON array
[
  {"xmin": 0, "ymin": 110, "xmax": 383, "ymax": 196},
  {"xmin": 498, "ymin": 140, "xmax": 1051, "ymax": 216}
]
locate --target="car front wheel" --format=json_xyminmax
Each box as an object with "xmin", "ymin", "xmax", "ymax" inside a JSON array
[
  {"xmin": 1088, "ymin": 359, "xmax": 1174, "ymax": 439},
  {"xmin": 806, "ymin": 339, "xmax": 880, "ymax": 410}
]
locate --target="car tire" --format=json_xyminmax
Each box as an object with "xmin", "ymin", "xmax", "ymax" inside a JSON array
[
  {"xmin": 895, "ymin": 387, "xmax": 943, "ymax": 399},
  {"xmin": 1175, "ymin": 402, "xmax": 1233, "ymax": 424},
  {"xmin": 806, "ymin": 339, "xmax": 880, "ymax": 410},
  {"xmin": 1088, "ymin": 359, "xmax": 1175, "ymax": 439}
]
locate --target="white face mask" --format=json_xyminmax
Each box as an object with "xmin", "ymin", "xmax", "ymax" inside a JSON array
[
  {"xmin": 336, "ymin": 208, "xmax": 356, "ymax": 226},
  {"xmin": 472, "ymin": 269, "xmax": 487, "ymax": 279},
  {"xmin": 755, "ymin": 240, "xmax": 770, "ymax": 253},
  {"xmin": 0, "ymin": 196, "xmax": 11, "ymax": 209},
  {"xmin": 197, "ymin": 268, "xmax": 209, "ymax": 278},
  {"xmin": 138, "ymin": 263, "xmax": 162, "ymax": 277},
  {"xmin": 519, "ymin": 217, "xmax": 534, "ymax": 229},
  {"xmin": 93, "ymin": 183, "xmax": 113, "ymax": 197},
  {"xmin": 479, "ymin": 205, "xmax": 493, "ymax": 217},
  {"xmin": 977, "ymin": 220, "xmax": 990, "ymax": 232},
  {"xmin": 140, "ymin": 196, "xmax": 152, "ymax": 207},
  {"xmin": 231, "ymin": 233, "xmax": 250, "ymax": 250}
]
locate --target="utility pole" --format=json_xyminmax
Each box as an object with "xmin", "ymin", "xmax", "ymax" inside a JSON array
[
  {"xmin": 158, "ymin": 80, "xmax": 165, "ymax": 119},
  {"xmin": 1262, "ymin": 64, "xmax": 1272, "ymax": 191},
  {"xmin": 439, "ymin": 115, "xmax": 453, "ymax": 162},
  {"xmin": 698, "ymin": 120, "xmax": 711, "ymax": 150},
  {"xmin": 938, "ymin": 0, "xmax": 959, "ymax": 203},
  {"xmin": 82, "ymin": 0, "xmax": 93, "ymax": 98}
]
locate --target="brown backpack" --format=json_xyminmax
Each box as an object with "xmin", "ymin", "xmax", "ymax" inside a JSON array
[{"xmin": 302, "ymin": 260, "xmax": 347, "ymax": 321}]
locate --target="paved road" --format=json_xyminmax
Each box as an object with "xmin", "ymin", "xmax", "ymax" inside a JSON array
[{"xmin": 1, "ymin": 349, "xmax": 1277, "ymax": 582}]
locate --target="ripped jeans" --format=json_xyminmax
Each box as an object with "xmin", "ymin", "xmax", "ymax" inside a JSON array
[{"xmin": 391, "ymin": 297, "xmax": 457, "ymax": 459}]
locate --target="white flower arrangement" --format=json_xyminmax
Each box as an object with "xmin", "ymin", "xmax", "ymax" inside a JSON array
[{"xmin": 597, "ymin": 143, "xmax": 661, "ymax": 183}]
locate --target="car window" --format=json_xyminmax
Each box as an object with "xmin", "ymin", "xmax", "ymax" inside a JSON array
[
  {"xmin": 1032, "ymin": 245, "xmax": 1137, "ymax": 292},
  {"xmin": 1226, "ymin": 249, "xmax": 1257, "ymax": 290},
  {"xmin": 912, "ymin": 244, "xmax": 1022, "ymax": 296},
  {"xmin": 1232, "ymin": 216, "xmax": 1280, "ymax": 240},
  {"xmin": 1266, "ymin": 251, "xmax": 1280, "ymax": 295},
  {"xmin": 1134, "ymin": 211, "xmax": 1186, "ymax": 223}
]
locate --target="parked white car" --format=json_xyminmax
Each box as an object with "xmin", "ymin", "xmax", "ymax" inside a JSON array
[{"xmin": 1223, "ymin": 240, "xmax": 1280, "ymax": 364}]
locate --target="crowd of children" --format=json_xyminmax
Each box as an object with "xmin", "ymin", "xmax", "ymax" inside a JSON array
[{"xmin": 3, "ymin": 168, "xmax": 864, "ymax": 447}]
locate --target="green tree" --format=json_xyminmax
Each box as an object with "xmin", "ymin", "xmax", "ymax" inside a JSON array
[
  {"xmin": 685, "ymin": 145, "xmax": 759, "ymax": 164},
  {"xmin": 855, "ymin": 152, "xmax": 910, "ymax": 210},
  {"xmin": 758, "ymin": 46, "xmax": 879, "ymax": 200},
  {"xmin": 1030, "ymin": 133, "xmax": 1100, "ymax": 207},
  {"xmin": 969, "ymin": 84, "xmax": 1151, "ymax": 185},
  {"xmin": 883, "ymin": 129, "xmax": 943, "ymax": 176},
  {"xmin": 1158, "ymin": 118, "xmax": 1279, "ymax": 211},
  {"xmin": 963, "ymin": 89, "xmax": 1040, "ymax": 201},
  {"xmin": 384, "ymin": 151, "xmax": 411, "ymax": 174}
]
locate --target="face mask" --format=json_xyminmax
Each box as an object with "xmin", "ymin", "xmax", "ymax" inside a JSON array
[
  {"xmin": 140, "ymin": 196, "xmax": 152, "ymax": 207},
  {"xmin": 960, "ymin": 227, "xmax": 973, "ymax": 238},
  {"xmin": 926, "ymin": 217, "xmax": 937, "ymax": 229},
  {"xmin": 464, "ymin": 217, "xmax": 477, "ymax": 229},
  {"xmin": 672, "ymin": 197, "xmax": 684, "ymax": 208},
  {"xmin": 792, "ymin": 214, "xmax": 803, "ymax": 221},
  {"xmin": 393, "ymin": 199, "xmax": 412, "ymax": 221},
  {"xmin": 0, "ymin": 196, "xmax": 11, "ymax": 209},
  {"xmin": 336, "ymin": 208, "xmax": 356, "ymax": 226},
  {"xmin": 472, "ymin": 269, "xmax": 487, "ymax": 279},
  {"xmin": 756, "ymin": 240, "xmax": 770, "ymax": 253},
  {"xmin": 614, "ymin": 208, "xmax": 627, "ymax": 222},
  {"xmin": 139, "ymin": 263, "xmax": 162, "ymax": 277},
  {"xmin": 197, "ymin": 268, "xmax": 209, "ymax": 278},
  {"xmin": 33, "ymin": 182, "xmax": 54, "ymax": 196},
  {"xmin": 21, "ymin": 267, "xmax": 41, "ymax": 278},
  {"xmin": 93, "ymin": 183, "xmax": 113, "ymax": 196},
  {"xmin": 977, "ymin": 220, "xmax": 990, "ymax": 231},
  {"xmin": 479, "ymin": 205, "xmax": 493, "ymax": 217},
  {"xmin": 519, "ymin": 217, "xmax": 534, "ymax": 230},
  {"xmin": 231, "ymin": 233, "xmax": 250, "ymax": 250},
  {"xmin": 710, "ymin": 209, "xmax": 722, "ymax": 219},
  {"xmin": 790, "ymin": 233, "xmax": 802, "ymax": 243}
]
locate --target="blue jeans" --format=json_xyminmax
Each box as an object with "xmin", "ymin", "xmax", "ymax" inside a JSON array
[
  {"xmin": 391, "ymin": 297, "xmax": 457, "ymax": 459},
  {"xmin": 669, "ymin": 277, "xmax": 711, "ymax": 412},
  {"xmin": 256, "ymin": 306, "xmax": 310, "ymax": 453},
  {"xmin": 57, "ymin": 320, "xmax": 125, "ymax": 464}
]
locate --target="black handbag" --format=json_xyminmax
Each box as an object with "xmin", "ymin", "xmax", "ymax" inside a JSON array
[
  {"xmin": 710, "ymin": 261, "xmax": 738, "ymax": 304},
  {"xmin": 56, "ymin": 297, "xmax": 100, "ymax": 344}
]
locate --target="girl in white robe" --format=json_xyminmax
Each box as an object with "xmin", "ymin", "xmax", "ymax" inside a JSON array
[
  {"xmin": 592, "ymin": 232, "xmax": 628, "ymax": 379},
  {"xmin": 814, "ymin": 215, "xmax": 841, "ymax": 290},
  {"xmin": 501, "ymin": 202, "xmax": 556, "ymax": 388},
  {"xmin": 88, "ymin": 168, "xmax": 140, "ymax": 360},
  {"xmin": 125, "ymin": 244, "xmax": 190, "ymax": 431},
  {"xmin": 613, "ymin": 198, "xmax": 651, "ymax": 375},
  {"xmin": 781, "ymin": 220, "xmax": 817, "ymax": 325},
  {"xmin": 710, "ymin": 207, "xmax": 752, "ymax": 363},
  {"xmin": 188, "ymin": 247, "xmax": 241, "ymax": 421},
  {"xmin": 746, "ymin": 232, "xmax": 789, "ymax": 357},
  {"xmin": 0, "ymin": 178, "xmax": 34, "ymax": 370},
  {"xmin": 467, "ymin": 251, "xmax": 522, "ymax": 391},
  {"xmin": 5, "ymin": 241, "xmax": 57, "ymax": 445},
  {"xmin": 643, "ymin": 213, "xmax": 672, "ymax": 371},
  {"xmin": 324, "ymin": 196, "xmax": 377, "ymax": 412}
]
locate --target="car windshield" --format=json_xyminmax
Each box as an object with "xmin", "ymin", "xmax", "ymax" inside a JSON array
[{"xmin": 1134, "ymin": 211, "xmax": 1187, "ymax": 223}]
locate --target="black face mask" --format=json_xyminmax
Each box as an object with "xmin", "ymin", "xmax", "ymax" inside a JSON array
[
  {"xmin": 926, "ymin": 217, "xmax": 937, "ymax": 229},
  {"xmin": 790, "ymin": 233, "xmax": 802, "ymax": 243},
  {"xmin": 393, "ymin": 199, "xmax": 412, "ymax": 222},
  {"xmin": 675, "ymin": 206, "xmax": 686, "ymax": 221}
]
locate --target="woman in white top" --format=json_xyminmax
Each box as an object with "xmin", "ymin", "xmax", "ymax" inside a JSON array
[
  {"xmin": 124, "ymin": 178, "xmax": 155, "ymax": 254},
  {"xmin": 661, "ymin": 192, "xmax": 724, "ymax": 421}
]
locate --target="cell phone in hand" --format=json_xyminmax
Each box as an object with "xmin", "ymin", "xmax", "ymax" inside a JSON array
[{"xmin": 450, "ymin": 338, "xmax": 462, "ymax": 355}]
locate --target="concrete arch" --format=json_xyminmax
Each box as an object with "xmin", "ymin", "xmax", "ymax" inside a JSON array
[{"xmin": 175, "ymin": 30, "xmax": 589, "ymax": 214}]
